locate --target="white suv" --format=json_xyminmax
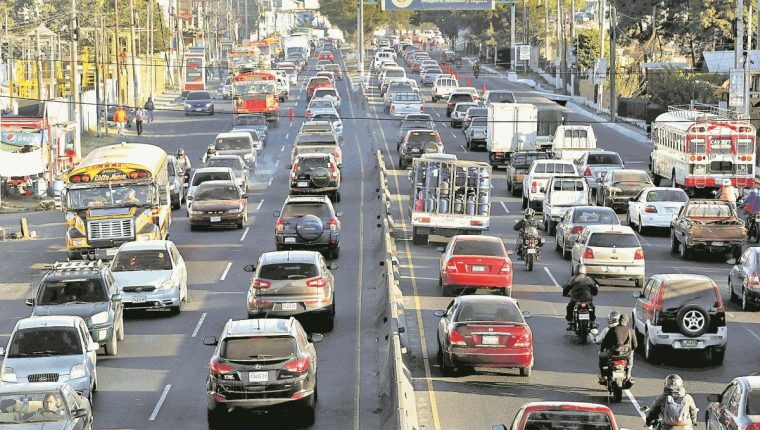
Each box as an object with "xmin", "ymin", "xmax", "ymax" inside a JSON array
[{"xmin": 431, "ymin": 75, "xmax": 459, "ymax": 102}]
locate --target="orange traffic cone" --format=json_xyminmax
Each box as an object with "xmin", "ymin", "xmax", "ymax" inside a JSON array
[
  {"xmin": 482, "ymin": 83, "xmax": 487, "ymax": 93},
  {"xmin": 466, "ymin": 76, "xmax": 471, "ymax": 86},
  {"xmin": 289, "ymin": 107, "xmax": 294, "ymax": 122}
]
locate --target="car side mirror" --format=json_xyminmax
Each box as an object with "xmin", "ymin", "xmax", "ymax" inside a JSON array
[
  {"xmin": 707, "ymin": 393, "xmax": 721, "ymax": 402},
  {"xmin": 241, "ymin": 193, "xmax": 248, "ymax": 199},
  {"xmin": 329, "ymin": 262, "xmax": 339, "ymax": 270},
  {"xmin": 202, "ymin": 336, "xmax": 218, "ymax": 346},
  {"xmin": 87, "ymin": 341, "xmax": 100, "ymax": 352},
  {"xmin": 273, "ymin": 210, "xmax": 281, "ymax": 217},
  {"xmin": 433, "ymin": 310, "xmax": 445, "ymax": 317},
  {"xmin": 633, "ymin": 292, "xmax": 644, "ymax": 298},
  {"xmin": 336, "ymin": 211, "xmax": 343, "ymax": 217},
  {"xmin": 436, "ymin": 246, "xmax": 445, "ymax": 252},
  {"xmin": 74, "ymin": 407, "xmax": 89, "ymax": 418},
  {"xmin": 308, "ymin": 333, "xmax": 324, "ymax": 343},
  {"xmin": 25, "ymin": 298, "xmax": 34, "ymax": 306},
  {"xmin": 244, "ymin": 264, "xmax": 256, "ymax": 272},
  {"xmin": 111, "ymin": 294, "xmax": 122, "ymax": 302},
  {"xmin": 286, "ymin": 164, "xmax": 293, "ymax": 169}
]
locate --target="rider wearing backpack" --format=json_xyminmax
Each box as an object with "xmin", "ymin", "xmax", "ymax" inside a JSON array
[{"xmin": 646, "ymin": 374, "xmax": 698, "ymax": 430}]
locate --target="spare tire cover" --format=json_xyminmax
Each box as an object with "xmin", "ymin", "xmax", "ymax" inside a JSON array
[
  {"xmin": 297, "ymin": 215, "xmax": 324, "ymax": 241},
  {"xmin": 311, "ymin": 167, "xmax": 331, "ymax": 188}
]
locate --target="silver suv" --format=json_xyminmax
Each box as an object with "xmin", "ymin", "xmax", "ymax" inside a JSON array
[{"xmin": 274, "ymin": 195, "xmax": 342, "ymax": 258}]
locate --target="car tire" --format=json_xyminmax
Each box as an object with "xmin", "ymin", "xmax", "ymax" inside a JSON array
[
  {"xmin": 190, "ymin": 224, "xmax": 199, "ymax": 232},
  {"xmin": 742, "ymin": 286, "xmax": 754, "ymax": 311},
  {"xmin": 733, "ymin": 245, "xmax": 743, "ymax": 261},
  {"xmin": 441, "ymin": 283, "xmax": 453, "ymax": 297},
  {"xmin": 676, "ymin": 304, "xmax": 710, "ymax": 338},
  {"xmin": 634, "ymin": 277, "xmax": 644, "ymax": 289},
  {"xmin": 548, "ymin": 221, "xmax": 556, "ymax": 236},
  {"xmin": 555, "ymin": 238, "xmax": 562, "ymax": 252},
  {"xmin": 104, "ymin": 332, "xmax": 118, "ymax": 356},
  {"xmin": 207, "ymin": 406, "xmax": 227, "ymax": 428},
  {"xmin": 561, "ymin": 242, "xmax": 570, "ymax": 260},
  {"xmin": 522, "ymin": 197, "xmax": 528, "ymax": 210},
  {"xmin": 644, "ymin": 333, "xmax": 659, "ymax": 363},
  {"xmin": 678, "ymin": 239, "xmax": 691, "ymax": 260},
  {"xmin": 519, "ymin": 366, "xmax": 532, "ymax": 377},
  {"xmin": 116, "ymin": 318, "xmax": 125, "ymax": 341},
  {"xmin": 330, "ymin": 247, "xmax": 340, "ymax": 259},
  {"xmin": 670, "ymin": 230, "xmax": 679, "ymax": 253},
  {"xmin": 412, "ymin": 230, "xmax": 428, "ymax": 246},
  {"xmin": 709, "ymin": 347, "xmax": 725, "ymax": 365},
  {"xmin": 638, "ymin": 216, "xmax": 646, "ymax": 235},
  {"xmin": 437, "ymin": 342, "xmax": 455, "ymax": 376},
  {"xmin": 398, "ymin": 157, "xmax": 406, "ymax": 169},
  {"xmin": 728, "ymin": 277, "xmax": 739, "ymax": 302},
  {"xmin": 301, "ymin": 395, "xmax": 316, "ymax": 426}
]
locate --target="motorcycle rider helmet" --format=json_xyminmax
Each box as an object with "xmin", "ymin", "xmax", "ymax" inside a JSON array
[
  {"xmin": 664, "ymin": 374, "xmax": 684, "ymax": 391},
  {"xmin": 524, "ymin": 208, "xmax": 535, "ymax": 220},
  {"xmin": 607, "ymin": 311, "xmax": 621, "ymax": 327},
  {"xmin": 723, "ymin": 179, "xmax": 732, "ymax": 187},
  {"xmin": 206, "ymin": 144, "xmax": 216, "ymax": 155},
  {"xmin": 574, "ymin": 264, "xmax": 586, "ymax": 275},
  {"xmin": 177, "ymin": 148, "xmax": 185, "ymax": 157}
]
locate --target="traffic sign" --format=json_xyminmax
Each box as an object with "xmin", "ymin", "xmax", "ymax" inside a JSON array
[{"xmin": 517, "ymin": 45, "xmax": 530, "ymax": 61}]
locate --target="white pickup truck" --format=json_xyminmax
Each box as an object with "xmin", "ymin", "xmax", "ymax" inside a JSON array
[
  {"xmin": 521, "ymin": 159, "xmax": 577, "ymax": 211},
  {"xmin": 542, "ymin": 175, "xmax": 590, "ymax": 235},
  {"xmin": 551, "ymin": 125, "xmax": 597, "ymax": 160}
]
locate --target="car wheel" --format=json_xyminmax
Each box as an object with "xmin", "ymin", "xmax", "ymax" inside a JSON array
[
  {"xmin": 104, "ymin": 332, "xmax": 118, "ymax": 356},
  {"xmin": 638, "ymin": 216, "xmax": 646, "ymax": 235},
  {"xmin": 207, "ymin": 406, "xmax": 227, "ymax": 428},
  {"xmin": 634, "ymin": 277, "xmax": 644, "ymax": 289},
  {"xmin": 729, "ymin": 277, "xmax": 738, "ymax": 302},
  {"xmin": 519, "ymin": 365, "xmax": 532, "ymax": 377},
  {"xmin": 323, "ymin": 301, "xmax": 335, "ymax": 331},
  {"xmin": 437, "ymin": 342, "xmax": 455, "ymax": 376},
  {"xmin": 670, "ymin": 230, "xmax": 679, "ymax": 253},
  {"xmin": 330, "ymin": 247, "xmax": 340, "ymax": 259},
  {"xmin": 709, "ymin": 347, "xmax": 725, "ymax": 365},
  {"xmin": 116, "ymin": 318, "xmax": 125, "ymax": 341},
  {"xmin": 742, "ymin": 286, "xmax": 753, "ymax": 311},
  {"xmin": 561, "ymin": 242, "xmax": 570, "ymax": 260},
  {"xmin": 441, "ymin": 282, "xmax": 453, "ymax": 297},
  {"xmin": 300, "ymin": 395, "xmax": 316, "ymax": 425},
  {"xmin": 678, "ymin": 239, "xmax": 691, "ymax": 260},
  {"xmin": 522, "ymin": 197, "xmax": 528, "ymax": 210},
  {"xmin": 555, "ymin": 237, "xmax": 562, "ymax": 252},
  {"xmin": 190, "ymin": 224, "xmax": 199, "ymax": 232},
  {"xmin": 398, "ymin": 157, "xmax": 406, "ymax": 169},
  {"xmin": 644, "ymin": 333, "xmax": 659, "ymax": 363}
]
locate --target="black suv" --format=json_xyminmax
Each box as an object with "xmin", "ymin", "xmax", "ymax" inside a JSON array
[
  {"xmin": 274, "ymin": 195, "xmax": 342, "ymax": 258},
  {"xmin": 26, "ymin": 260, "xmax": 125, "ymax": 356},
  {"xmin": 203, "ymin": 318, "xmax": 323, "ymax": 427},
  {"xmin": 288, "ymin": 153, "xmax": 341, "ymax": 202},
  {"xmin": 631, "ymin": 274, "xmax": 727, "ymax": 364}
]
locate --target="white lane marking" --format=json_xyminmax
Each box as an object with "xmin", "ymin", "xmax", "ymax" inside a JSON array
[
  {"xmin": 295, "ymin": 102, "xmax": 299, "ymax": 107},
  {"xmin": 435, "ymin": 111, "xmax": 441, "ymax": 117},
  {"xmin": 460, "ymin": 144, "xmax": 467, "ymax": 152},
  {"xmin": 625, "ymin": 389, "xmax": 647, "ymax": 420},
  {"xmin": 450, "ymin": 131, "xmax": 457, "ymax": 139},
  {"xmin": 280, "ymin": 145, "xmax": 285, "ymax": 152},
  {"xmin": 544, "ymin": 266, "xmax": 561, "ymax": 288},
  {"xmin": 256, "ymin": 199, "xmax": 264, "ymax": 211},
  {"xmin": 148, "ymin": 384, "xmax": 172, "ymax": 421},
  {"xmin": 268, "ymin": 178, "xmax": 273, "ymax": 187},
  {"xmin": 240, "ymin": 227, "xmax": 250, "ymax": 241},
  {"xmin": 285, "ymin": 133, "xmax": 289, "ymax": 139},
  {"xmin": 275, "ymin": 160, "xmax": 280, "ymax": 168},
  {"xmin": 191, "ymin": 313, "xmax": 207, "ymax": 337},
  {"xmin": 500, "ymin": 201, "xmax": 510, "ymax": 214},
  {"xmin": 220, "ymin": 262, "xmax": 232, "ymax": 281},
  {"xmin": 747, "ymin": 326, "xmax": 760, "ymax": 343}
]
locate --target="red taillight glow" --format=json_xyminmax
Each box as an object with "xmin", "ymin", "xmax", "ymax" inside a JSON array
[
  {"xmin": 210, "ymin": 360, "xmax": 232, "ymax": 374},
  {"xmin": 531, "ymin": 181, "xmax": 537, "ymax": 193},
  {"xmin": 330, "ymin": 161, "xmax": 338, "ymax": 179},
  {"xmin": 329, "ymin": 218, "xmax": 338, "ymax": 231},
  {"xmin": 583, "ymin": 248, "xmax": 594, "ymax": 259},
  {"xmin": 306, "ymin": 276, "xmax": 327, "ymax": 288},
  {"xmin": 499, "ymin": 262, "xmax": 511, "ymax": 274},
  {"xmin": 749, "ymin": 271, "xmax": 760, "ymax": 286},
  {"xmin": 612, "ymin": 360, "xmax": 627, "ymax": 366},
  {"xmin": 644, "ymin": 205, "xmax": 658, "ymax": 213},
  {"xmin": 305, "ymin": 109, "xmax": 312, "ymax": 118},
  {"xmin": 570, "ymin": 226, "xmax": 584, "ymax": 235},
  {"xmin": 513, "ymin": 331, "xmax": 531, "ymax": 348},
  {"xmin": 390, "ymin": 105, "xmax": 395, "ymax": 112},
  {"xmin": 634, "ymin": 248, "xmax": 644, "ymax": 260},
  {"xmin": 275, "ymin": 218, "xmax": 285, "ymax": 232},
  {"xmin": 283, "ymin": 357, "xmax": 309, "ymax": 374},
  {"xmin": 449, "ymin": 329, "xmax": 466, "ymax": 346},
  {"xmin": 584, "ymin": 167, "xmax": 591, "ymax": 177},
  {"xmin": 420, "ymin": 105, "xmax": 424, "ymax": 112},
  {"xmin": 252, "ymin": 278, "xmax": 271, "ymax": 289},
  {"xmin": 290, "ymin": 163, "xmax": 298, "ymax": 180}
]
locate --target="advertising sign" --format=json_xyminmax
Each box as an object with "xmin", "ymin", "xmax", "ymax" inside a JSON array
[
  {"xmin": 729, "ymin": 68, "xmax": 744, "ymax": 108},
  {"xmin": 381, "ymin": 0, "xmax": 494, "ymax": 11},
  {"xmin": 0, "ymin": 130, "xmax": 44, "ymax": 152},
  {"xmin": 184, "ymin": 56, "xmax": 206, "ymax": 91}
]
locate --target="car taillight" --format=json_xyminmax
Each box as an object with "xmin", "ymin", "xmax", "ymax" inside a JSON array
[
  {"xmin": 420, "ymin": 105, "xmax": 424, "ymax": 112},
  {"xmin": 305, "ymin": 109, "xmax": 312, "ymax": 118},
  {"xmin": 499, "ymin": 263, "xmax": 511, "ymax": 274},
  {"xmin": 436, "ymin": 134, "xmax": 442, "ymax": 144},
  {"xmin": 306, "ymin": 276, "xmax": 327, "ymax": 288},
  {"xmin": 390, "ymin": 105, "xmax": 395, "ymax": 112},
  {"xmin": 749, "ymin": 271, "xmax": 760, "ymax": 286},
  {"xmin": 513, "ymin": 331, "xmax": 531, "ymax": 348},
  {"xmin": 449, "ymin": 328, "xmax": 466, "ymax": 346},
  {"xmin": 252, "ymin": 278, "xmax": 271, "ymax": 289},
  {"xmin": 282, "ymin": 357, "xmax": 309, "ymax": 374},
  {"xmin": 210, "ymin": 359, "xmax": 232, "ymax": 374},
  {"xmin": 584, "ymin": 167, "xmax": 591, "ymax": 176},
  {"xmin": 583, "ymin": 248, "xmax": 594, "ymax": 259},
  {"xmin": 634, "ymin": 248, "xmax": 644, "ymax": 260},
  {"xmin": 531, "ymin": 181, "xmax": 537, "ymax": 193},
  {"xmin": 276, "ymin": 218, "xmax": 285, "ymax": 232},
  {"xmin": 446, "ymin": 259, "xmax": 457, "ymax": 272},
  {"xmin": 291, "ymin": 163, "xmax": 298, "ymax": 180},
  {"xmin": 447, "ymin": 102, "xmax": 453, "ymax": 107},
  {"xmin": 330, "ymin": 161, "xmax": 338, "ymax": 179},
  {"xmin": 612, "ymin": 360, "xmax": 627, "ymax": 366},
  {"xmin": 644, "ymin": 205, "xmax": 658, "ymax": 213},
  {"xmin": 570, "ymin": 226, "xmax": 584, "ymax": 235},
  {"xmin": 329, "ymin": 218, "xmax": 338, "ymax": 231}
]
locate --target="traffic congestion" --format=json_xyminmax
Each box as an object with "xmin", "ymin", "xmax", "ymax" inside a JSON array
[{"xmin": 0, "ymin": 24, "xmax": 758, "ymax": 430}]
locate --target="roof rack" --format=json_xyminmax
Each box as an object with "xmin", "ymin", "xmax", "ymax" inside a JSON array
[
  {"xmin": 668, "ymin": 103, "xmax": 749, "ymax": 121},
  {"xmin": 51, "ymin": 260, "xmax": 104, "ymax": 272}
]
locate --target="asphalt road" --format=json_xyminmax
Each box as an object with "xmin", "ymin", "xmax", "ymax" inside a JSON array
[
  {"xmin": 366, "ymin": 55, "xmax": 760, "ymax": 430},
  {"xmin": 0, "ymin": 56, "xmax": 383, "ymax": 429}
]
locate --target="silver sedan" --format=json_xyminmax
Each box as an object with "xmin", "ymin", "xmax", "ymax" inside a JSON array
[{"xmin": 554, "ymin": 206, "xmax": 619, "ymax": 259}]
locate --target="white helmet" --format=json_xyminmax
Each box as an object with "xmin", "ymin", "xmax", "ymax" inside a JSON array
[{"xmin": 723, "ymin": 179, "xmax": 732, "ymax": 187}]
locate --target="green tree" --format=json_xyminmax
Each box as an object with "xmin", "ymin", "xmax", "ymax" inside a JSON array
[
  {"xmin": 575, "ymin": 27, "xmax": 605, "ymax": 72},
  {"xmin": 648, "ymin": 68, "xmax": 715, "ymax": 107}
]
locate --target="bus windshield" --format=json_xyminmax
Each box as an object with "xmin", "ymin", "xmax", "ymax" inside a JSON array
[{"xmin": 67, "ymin": 184, "xmax": 154, "ymax": 210}]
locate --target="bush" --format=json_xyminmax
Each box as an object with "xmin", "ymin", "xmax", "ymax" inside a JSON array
[
  {"xmin": 647, "ymin": 68, "xmax": 716, "ymax": 107},
  {"xmin": 618, "ymin": 98, "xmax": 667, "ymax": 123}
]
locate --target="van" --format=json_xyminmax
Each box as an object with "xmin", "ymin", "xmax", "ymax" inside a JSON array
[
  {"xmin": 431, "ymin": 75, "xmax": 459, "ymax": 102},
  {"xmin": 374, "ymin": 51, "xmax": 394, "ymax": 67},
  {"xmin": 551, "ymin": 125, "xmax": 597, "ymax": 160}
]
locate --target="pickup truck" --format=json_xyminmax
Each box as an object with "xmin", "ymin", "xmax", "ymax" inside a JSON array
[
  {"xmin": 521, "ymin": 159, "xmax": 577, "ymax": 211},
  {"xmin": 542, "ymin": 175, "xmax": 590, "ymax": 235},
  {"xmin": 506, "ymin": 151, "xmax": 551, "ymax": 196},
  {"xmin": 670, "ymin": 199, "xmax": 746, "ymax": 260}
]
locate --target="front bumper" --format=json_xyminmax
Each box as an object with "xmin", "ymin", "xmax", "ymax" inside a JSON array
[
  {"xmin": 189, "ymin": 213, "xmax": 243, "ymax": 227},
  {"xmin": 121, "ymin": 287, "xmax": 181, "ymax": 310},
  {"xmin": 648, "ymin": 326, "xmax": 727, "ymax": 350},
  {"xmin": 185, "ymin": 105, "xmax": 214, "ymax": 114},
  {"xmin": 88, "ymin": 323, "xmax": 115, "ymax": 345},
  {"xmin": 446, "ymin": 346, "xmax": 533, "ymax": 368}
]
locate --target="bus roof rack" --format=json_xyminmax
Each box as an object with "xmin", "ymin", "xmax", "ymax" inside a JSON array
[{"xmin": 668, "ymin": 102, "xmax": 749, "ymax": 121}]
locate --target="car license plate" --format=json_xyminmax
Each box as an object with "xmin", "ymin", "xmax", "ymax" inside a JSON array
[
  {"xmin": 281, "ymin": 303, "xmax": 298, "ymax": 311},
  {"xmin": 297, "ymin": 181, "xmax": 309, "ymax": 187},
  {"xmin": 106, "ymin": 248, "xmax": 119, "ymax": 257},
  {"xmin": 472, "ymin": 265, "xmax": 485, "ymax": 272},
  {"xmin": 248, "ymin": 372, "xmax": 268, "ymax": 383},
  {"xmin": 131, "ymin": 295, "xmax": 146, "ymax": 303},
  {"xmin": 481, "ymin": 335, "xmax": 499, "ymax": 346},
  {"xmin": 578, "ymin": 313, "xmax": 590, "ymax": 320},
  {"xmin": 605, "ymin": 266, "xmax": 622, "ymax": 273},
  {"xmin": 210, "ymin": 216, "xmax": 221, "ymax": 222},
  {"xmin": 612, "ymin": 371, "xmax": 625, "ymax": 379},
  {"xmin": 713, "ymin": 241, "xmax": 724, "ymax": 246},
  {"xmin": 284, "ymin": 237, "xmax": 296, "ymax": 244},
  {"xmin": 195, "ymin": 108, "xmax": 203, "ymax": 112},
  {"xmin": 411, "ymin": 148, "xmax": 420, "ymax": 153},
  {"xmin": 526, "ymin": 248, "xmax": 536, "ymax": 254},
  {"xmin": 681, "ymin": 339, "xmax": 698, "ymax": 348}
]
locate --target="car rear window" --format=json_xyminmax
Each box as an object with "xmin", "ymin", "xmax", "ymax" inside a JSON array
[
  {"xmin": 455, "ymin": 104, "xmax": 476, "ymax": 113},
  {"xmin": 662, "ymin": 279, "xmax": 718, "ymax": 310},
  {"xmin": 195, "ymin": 184, "xmax": 240, "ymax": 201},
  {"xmin": 221, "ymin": 336, "xmax": 296, "ymax": 360},
  {"xmin": 466, "ymin": 108, "xmax": 488, "ymax": 117},
  {"xmin": 282, "ymin": 202, "xmax": 331, "ymax": 218},
  {"xmin": 395, "ymin": 94, "xmax": 421, "ymax": 102},
  {"xmin": 8, "ymin": 327, "xmax": 82, "ymax": 357},
  {"xmin": 457, "ymin": 302, "xmax": 523, "ymax": 323},
  {"xmin": 309, "ymin": 100, "xmax": 334, "ymax": 110},
  {"xmin": 296, "ymin": 133, "xmax": 338, "ymax": 145},
  {"xmin": 471, "ymin": 118, "xmax": 487, "ymax": 126},
  {"xmin": 408, "ymin": 132, "xmax": 439, "ymax": 144},
  {"xmin": 297, "ymin": 156, "xmax": 331, "ymax": 171},
  {"xmin": 385, "ymin": 69, "xmax": 405, "ymax": 78},
  {"xmin": 573, "ymin": 209, "xmax": 619, "ymax": 225},
  {"xmin": 112, "ymin": 249, "xmax": 172, "ymax": 272},
  {"xmin": 38, "ymin": 279, "xmax": 107, "ymax": 304},
  {"xmin": 612, "ymin": 171, "xmax": 651, "ymax": 183},
  {"xmin": 646, "ymin": 189, "xmax": 688, "ymax": 203},
  {"xmin": 449, "ymin": 94, "xmax": 472, "ymax": 103},
  {"xmin": 215, "ymin": 137, "xmax": 251, "ymax": 151},
  {"xmin": 314, "ymin": 89, "xmax": 338, "ymax": 98},
  {"xmin": 533, "ymin": 162, "xmax": 575, "ymax": 174},
  {"xmin": 309, "ymin": 77, "xmax": 331, "ymax": 86},
  {"xmin": 312, "ymin": 113, "xmax": 339, "ymax": 122},
  {"xmin": 452, "ymin": 239, "xmax": 503, "ymax": 256},
  {"xmin": 206, "ymin": 158, "xmax": 243, "ymax": 171},
  {"xmin": 487, "ymin": 92, "xmax": 515, "ymax": 103},
  {"xmin": 523, "ymin": 410, "xmax": 612, "ymax": 430},
  {"xmin": 234, "ymin": 115, "xmax": 266, "ymax": 126},
  {"xmin": 746, "ymin": 390, "xmax": 760, "ymax": 415},
  {"xmin": 403, "ymin": 120, "xmax": 434, "ymax": 130},
  {"xmin": 192, "ymin": 171, "xmax": 231, "ymax": 186},
  {"xmin": 587, "ymin": 153, "xmax": 623, "ymax": 165},
  {"xmin": 259, "ymin": 263, "xmax": 318, "ymax": 280},
  {"xmin": 389, "ymin": 83, "xmax": 414, "ymax": 92},
  {"xmin": 684, "ymin": 203, "xmax": 732, "ymax": 218},
  {"xmin": 552, "ymin": 179, "xmax": 585, "ymax": 191},
  {"xmin": 587, "ymin": 232, "xmax": 641, "ymax": 248},
  {"xmin": 436, "ymin": 79, "xmax": 456, "ymax": 87}
]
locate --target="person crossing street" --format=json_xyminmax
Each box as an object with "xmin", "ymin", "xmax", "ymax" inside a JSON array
[{"xmin": 134, "ymin": 107, "xmax": 146, "ymax": 135}]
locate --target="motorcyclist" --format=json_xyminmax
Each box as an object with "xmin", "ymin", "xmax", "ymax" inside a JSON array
[
  {"xmin": 473, "ymin": 60, "xmax": 481, "ymax": 78},
  {"xmin": 589, "ymin": 310, "xmax": 621, "ymax": 344},
  {"xmin": 743, "ymin": 187, "xmax": 760, "ymax": 239},
  {"xmin": 599, "ymin": 313, "xmax": 637, "ymax": 382},
  {"xmin": 562, "ymin": 264, "xmax": 598, "ymax": 328},
  {"xmin": 645, "ymin": 374, "xmax": 698, "ymax": 430},
  {"xmin": 176, "ymin": 148, "xmax": 191, "ymax": 177},
  {"xmin": 718, "ymin": 178, "xmax": 738, "ymax": 211},
  {"xmin": 202, "ymin": 144, "xmax": 217, "ymax": 164},
  {"xmin": 512, "ymin": 208, "xmax": 541, "ymax": 258}
]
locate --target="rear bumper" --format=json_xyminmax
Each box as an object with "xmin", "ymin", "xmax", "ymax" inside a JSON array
[
  {"xmin": 248, "ymin": 300, "xmax": 333, "ymax": 317},
  {"xmin": 639, "ymin": 213, "xmax": 677, "ymax": 227},
  {"xmin": 443, "ymin": 272, "xmax": 512, "ymax": 288},
  {"xmin": 648, "ymin": 326, "xmax": 727, "ymax": 349},
  {"xmin": 446, "ymin": 347, "xmax": 533, "ymax": 368},
  {"xmin": 289, "ymin": 186, "xmax": 338, "ymax": 195},
  {"xmin": 189, "ymin": 213, "xmax": 243, "ymax": 226},
  {"xmin": 583, "ymin": 264, "xmax": 645, "ymax": 280}
]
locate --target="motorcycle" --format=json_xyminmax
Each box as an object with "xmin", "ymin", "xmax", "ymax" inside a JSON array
[
  {"xmin": 748, "ymin": 212, "xmax": 760, "ymax": 243},
  {"xmin": 571, "ymin": 301, "xmax": 595, "ymax": 344},
  {"xmin": 520, "ymin": 226, "xmax": 543, "ymax": 271},
  {"xmin": 639, "ymin": 406, "xmax": 661, "ymax": 430},
  {"xmin": 473, "ymin": 66, "xmax": 480, "ymax": 79},
  {"xmin": 599, "ymin": 354, "xmax": 633, "ymax": 402}
]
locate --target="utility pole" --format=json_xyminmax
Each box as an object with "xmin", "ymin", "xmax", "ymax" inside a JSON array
[
  {"xmin": 115, "ymin": 0, "xmax": 121, "ymax": 104},
  {"xmin": 70, "ymin": 0, "xmax": 81, "ymax": 156},
  {"xmin": 101, "ymin": 16, "xmax": 109, "ymax": 135},
  {"xmin": 95, "ymin": 26, "xmax": 101, "ymax": 137},
  {"xmin": 358, "ymin": 0, "xmax": 364, "ymax": 79},
  {"xmin": 544, "ymin": 0, "xmax": 549, "ymax": 60},
  {"xmin": 510, "ymin": 2, "xmax": 516, "ymax": 71},
  {"xmin": 737, "ymin": 0, "xmax": 745, "ymax": 69},
  {"xmin": 129, "ymin": 0, "xmax": 139, "ymax": 107},
  {"xmin": 744, "ymin": 5, "xmax": 752, "ymax": 116},
  {"xmin": 609, "ymin": 5, "xmax": 617, "ymax": 122}
]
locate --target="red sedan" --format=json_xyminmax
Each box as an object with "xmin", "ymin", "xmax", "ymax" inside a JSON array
[
  {"xmin": 439, "ymin": 235, "xmax": 513, "ymax": 296},
  {"xmin": 493, "ymin": 402, "xmax": 622, "ymax": 430},
  {"xmin": 435, "ymin": 295, "xmax": 533, "ymax": 376},
  {"xmin": 317, "ymin": 51, "xmax": 334, "ymax": 62}
]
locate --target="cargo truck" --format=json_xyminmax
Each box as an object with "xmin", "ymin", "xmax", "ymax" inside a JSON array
[
  {"xmin": 408, "ymin": 154, "xmax": 492, "ymax": 245},
  {"xmin": 486, "ymin": 103, "xmax": 538, "ymax": 168},
  {"xmin": 551, "ymin": 125, "xmax": 597, "ymax": 160}
]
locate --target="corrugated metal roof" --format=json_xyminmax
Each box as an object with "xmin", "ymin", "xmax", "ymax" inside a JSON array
[{"xmin": 699, "ymin": 50, "xmax": 760, "ymax": 73}]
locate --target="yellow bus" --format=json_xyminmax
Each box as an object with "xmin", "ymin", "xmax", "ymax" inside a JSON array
[{"xmin": 63, "ymin": 143, "xmax": 172, "ymax": 260}]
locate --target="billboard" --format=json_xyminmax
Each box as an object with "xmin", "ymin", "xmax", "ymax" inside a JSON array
[{"xmin": 381, "ymin": 0, "xmax": 494, "ymax": 10}]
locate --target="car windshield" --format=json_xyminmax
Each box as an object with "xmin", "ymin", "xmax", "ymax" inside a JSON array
[
  {"xmin": 186, "ymin": 92, "xmax": 211, "ymax": 100},
  {"xmin": 523, "ymin": 410, "xmax": 613, "ymax": 430},
  {"xmin": 112, "ymin": 249, "xmax": 173, "ymax": 272},
  {"xmin": 206, "ymin": 158, "xmax": 243, "ymax": 171},
  {"xmin": 282, "ymin": 203, "xmax": 331, "ymax": 218},
  {"xmin": 194, "ymin": 184, "xmax": 240, "ymax": 201},
  {"xmin": 646, "ymin": 189, "xmax": 688, "ymax": 202},
  {"xmin": 746, "ymin": 390, "xmax": 760, "ymax": 415},
  {"xmin": 587, "ymin": 153, "xmax": 623, "ymax": 165},
  {"xmin": 259, "ymin": 263, "xmax": 318, "ymax": 280},
  {"xmin": 588, "ymin": 233, "xmax": 641, "ymax": 248},
  {"xmin": 233, "ymin": 115, "xmax": 266, "ymax": 126},
  {"xmin": 450, "ymin": 94, "xmax": 472, "ymax": 103},
  {"xmin": 488, "ymin": 92, "xmax": 514, "ymax": 103},
  {"xmin": 573, "ymin": 209, "xmax": 619, "ymax": 225},
  {"xmin": 684, "ymin": 203, "xmax": 732, "ymax": 218},
  {"xmin": 612, "ymin": 171, "xmax": 650, "ymax": 183},
  {"xmin": 38, "ymin": 279, "xmax": 107, "ymax": 304},
  {"xmin": 0, "ymin": 392, "xmax": 69, "ymax": 423},
  {"xmin": 408, "ymin": 132, "xmax": 438, "ymax": 144},
  {"xmin": 456, "ymin": 302, "xmax": 523, "ymax": 323},
  {"xmin": 66, "ymin": 184, "xmax": 153, "ymax": 210},
  {"xmin": 8, "ymin": 327, "xmax": 82, "ymax": 357},
  {"xmin": 513, "ymin": 153, "xmax": 549, "ymax": 168},
  {"xmin": 215, "ymin": 137, "xmax": 250, "ymax": 151},
  {"xmin": 452, "ymin": 239, "xmax": 503, "ymax": 256},
  {"xmin": 221, "ymin": 336, "xmax": 296, "ymax": 361},
  {"xmin": 192, "ymin": 172, "xmax": 231, "ymax": 186}
]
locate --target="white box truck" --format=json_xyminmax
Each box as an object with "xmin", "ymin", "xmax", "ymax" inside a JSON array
[
  {"xmin": 551, "ymin": 125, "xmax": 597, "ymax": 160},
  {"xmin": 486, "ymin": 103, "xmax": 538, "ymax": 168},
  {"xmin": 408, "ymin": 154, "xmax": 492, "ymax": 245}
]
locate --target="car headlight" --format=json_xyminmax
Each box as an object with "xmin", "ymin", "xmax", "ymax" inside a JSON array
[
  {"xmin": 188, "ymin": 210, "xmax": 202, "ymax": 216},
  {"xmin": 70, "ymin": 364, "xmax": 86, "ymax": 379},
  {"xmin": 185, "ymin": 103, "xmax": 192, "ymax": 108},
  {"xmin": 1, "ymin": 367, "xmax": 16, "ymax": 383},
  {"xmin": 90, "ymin": 311, "xmax": 109, "ymax": 325},
  {"xmin": 205, "ymin": 103, "xmax": 212, "ymax": 107},
  {"xmin": 158, "ymin": 279, "xmax": 177, "ymax": 290},
  {"xmin": 228, "ymin": 205, "xmax": 243, "ymax": 214}
]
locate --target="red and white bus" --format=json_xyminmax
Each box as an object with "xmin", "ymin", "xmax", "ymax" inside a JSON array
[
  {"xmin": 231, "ymin": 72, "xmax": 280, "ymax": 120},
  {"xmin": 650, "ymin": 103, "xmax": 755, "ymax": 191},
  {"xmin": 183, "ymin": 54, "xmax": 205, "ymax": 91}
]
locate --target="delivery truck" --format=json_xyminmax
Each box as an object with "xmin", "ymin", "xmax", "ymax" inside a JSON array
[
  {"xmin": 408, "ymin": 154, "xmax": 492, "ymax": 245},
  {"xmin": 486, "ymin": 103, "xmax": 538, "ymax": 168}
]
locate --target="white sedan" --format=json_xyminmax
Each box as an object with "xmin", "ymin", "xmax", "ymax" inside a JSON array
[{"xmin": 627, "ymin": 186, "xmax": 689, "ymax": 233}]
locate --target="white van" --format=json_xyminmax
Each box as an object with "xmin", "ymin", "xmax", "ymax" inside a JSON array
[
  {"xmin": 431, "ymin": 75, "xmax": 459, "ymax": 102},
  {"xmin": 551, "ymin": 125, "xmax": 597, "ymax": 160},
  {"xmin": 374, "ymin": 51, "xmax": 395, "ymax": 68}
]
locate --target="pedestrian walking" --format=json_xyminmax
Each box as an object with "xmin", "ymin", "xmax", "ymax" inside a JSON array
[
  {"xmin": 134, "ymin": 107, "xmax": 146, "ymax": 135},
  {"xmin": 114, "ymin": 105, "xmax": 128, "ymax": 135},
  {"xmin": 144, "ymin": 96, "xmax": 155, "ymax": 123}
]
